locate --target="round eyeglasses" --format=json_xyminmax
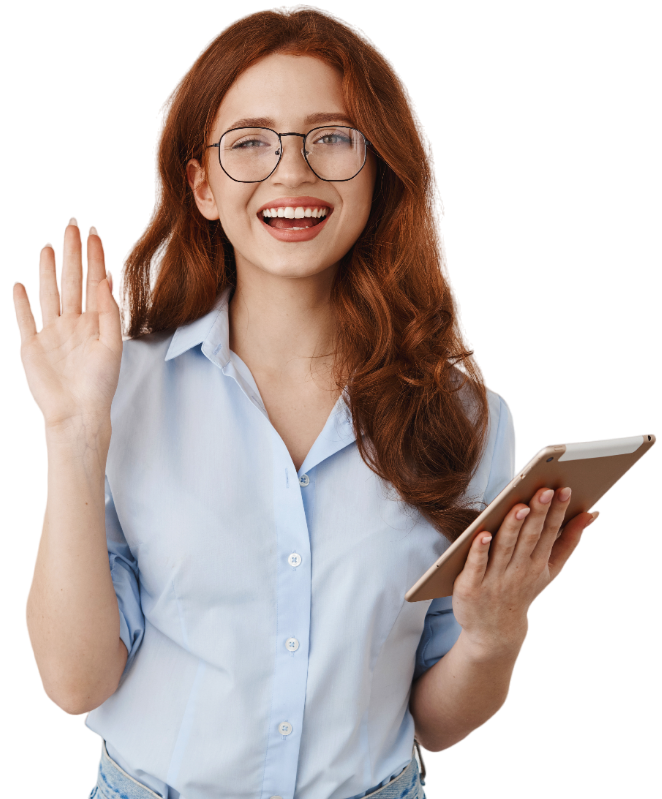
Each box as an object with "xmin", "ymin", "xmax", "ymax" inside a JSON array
[{"xmin": 205, "ymin": 125, "xmax": 370, "ymax": 183}]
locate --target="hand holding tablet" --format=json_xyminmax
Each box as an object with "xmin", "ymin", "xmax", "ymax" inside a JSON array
[
  {"xmin": 406, "ymin": 434, "xmax": 656, "ymax": 603},
  {"xmin": 447, "ymin": 484, "xmax": 599, "ymax": 654}
]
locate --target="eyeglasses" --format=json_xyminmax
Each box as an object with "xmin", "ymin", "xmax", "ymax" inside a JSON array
[{"xmin": 205, "ymin": 125, "xmax": 371, "ymax": 183}]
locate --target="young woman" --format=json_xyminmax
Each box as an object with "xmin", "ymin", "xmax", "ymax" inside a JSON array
[{"xmin": 13, "ymin": 8, "xmax": 597, "ymax": 799}]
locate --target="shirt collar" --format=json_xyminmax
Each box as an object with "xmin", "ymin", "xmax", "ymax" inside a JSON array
[
  {"xmin": 164, "ymin": 285, "xmax": 233, "ymax": 364},
  {"xmin": 163, "ymin": 283, "xmax": 357, "ymax": 471}
]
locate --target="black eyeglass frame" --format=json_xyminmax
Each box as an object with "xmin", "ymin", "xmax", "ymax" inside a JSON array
[{"xmin": 205, "ymin": 125, "xmax": 373, "ymax": 184}]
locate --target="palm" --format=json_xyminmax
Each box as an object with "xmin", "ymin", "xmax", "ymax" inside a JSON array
[
  {"xmin": 13, "ymin": 222, "xmax": 122, "ymax": 431},
  {"xmin": 22, "ymin": 311, "xmax": 121, "ymax": 428}
]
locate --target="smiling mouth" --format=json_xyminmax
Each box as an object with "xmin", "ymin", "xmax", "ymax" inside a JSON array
[{"xmin": 260, "ymin": 206, "xmax": 330, "ymax": 230}]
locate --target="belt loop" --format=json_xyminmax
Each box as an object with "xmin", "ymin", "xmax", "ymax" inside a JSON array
[{"xmin": 413, "ymin": 736, "xmax": 426, "ymax": 786}]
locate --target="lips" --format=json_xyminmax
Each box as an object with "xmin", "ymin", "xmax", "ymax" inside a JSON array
[{"xmin": 258, "ymin": 206, "xmax": 331, "ymax": 244}]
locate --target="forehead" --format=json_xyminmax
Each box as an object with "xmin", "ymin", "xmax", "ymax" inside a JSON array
[{"xmin": 213, "ymin": 53, "xmax": 348, "ymax": 134}]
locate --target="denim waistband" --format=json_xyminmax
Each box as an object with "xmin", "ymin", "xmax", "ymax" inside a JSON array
[
  {"xmin": 90, "ymin": 738, "xmax": 425, "ymax": 799},
  {"xmin": 361, "ymin": 747, "xmax": 424, "ymax": 798},
  {"xmin": 90, "ymin": 740, "xmax": 163, "ymax": 799}
]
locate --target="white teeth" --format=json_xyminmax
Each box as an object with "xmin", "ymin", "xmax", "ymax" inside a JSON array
[{"xmin": 261, "ymin": 205, "xmax": 330, "ymax": 219}]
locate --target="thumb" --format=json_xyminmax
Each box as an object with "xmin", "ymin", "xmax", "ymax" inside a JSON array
[
  {"xmin": 548, "ymin": 511, "xmax": 597, "ymax": 580},
  {"xmin": 97, "ymin": 274, "xmax": 122, "ymax": 353},
  {"xmin": 97, "ymin": 275, "xmax": 114, "ymax": 313}
]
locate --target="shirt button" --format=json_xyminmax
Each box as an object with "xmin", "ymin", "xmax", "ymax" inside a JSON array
[
  {"xmin": 288, "ymin": 553, "xmax": 302, "ymax": 567},
  {"xmin": 299, "ymin": 473, "xmax": 310, "ymax": 487},
  {"xmin": 278, "ymin": 721, "xmax": 293, "ymax": 736},
  {"xmin": 286, "ymin": 637, "xmax": 299, "ymax": 652}
]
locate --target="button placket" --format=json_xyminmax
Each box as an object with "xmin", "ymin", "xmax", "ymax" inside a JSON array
[
  {"xmin": 285, "ymin": 558, "xmax": 300, "ymax": 690},
  {"xmin": 270, "ymin": 474, "xmax": 310, "ymax": 799}
]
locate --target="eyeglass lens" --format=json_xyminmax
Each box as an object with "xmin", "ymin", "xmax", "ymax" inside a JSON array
[{"xmin": 219, "ymin": 127, "xmax": 366, "ymax": 182}]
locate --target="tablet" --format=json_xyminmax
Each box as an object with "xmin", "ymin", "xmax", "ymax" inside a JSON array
[{"xmin": 405, "ymin": 433, "xmax": 656, "ymax": 602}]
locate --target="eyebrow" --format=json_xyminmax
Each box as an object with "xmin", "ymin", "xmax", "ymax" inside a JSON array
[{"xmin": 226, "ymin": 112, "xmax": 355, "ymax": 130}]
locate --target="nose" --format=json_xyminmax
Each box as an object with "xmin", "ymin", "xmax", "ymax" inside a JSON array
[{"xmin": 272, "ymin": 135, "xmax": 315, "ymax": 187}]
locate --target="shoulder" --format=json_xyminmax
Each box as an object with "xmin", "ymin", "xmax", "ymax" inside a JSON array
[
  {"xmin": 457, "ymin": 376, "xmax": 516, "ymax": 507},
  {"xmin": 112, "ymin": 330, "xmax": 175, "ymax": 414},
  {"xmin": 485, "ymin": 387, "xmax": 514, "ymax": 439},
  {"xmin": 477, "ymin": 387, "xmax": 516, "ymax": 506},
  {"xmin": 448, "ymin": 367, "xmax": 513, "ymax": 442},
  {"xmin": 120, "ymin": 329, "xmax": 174, "ymax": 361}
]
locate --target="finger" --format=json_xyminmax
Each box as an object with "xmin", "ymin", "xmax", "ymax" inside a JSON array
[
  {"xmin": 13, "ymin": 282, "xmax": 37, "ymax": 344},
  {"xmin": 547, "ymin": 511, "xmax": 597, "ymax": 581},
  {"xmin": 61, "ymin": 218, "xmax": 83, "ymax": 315},
  {"xmin": 483, "ymin": 502, "xmax": 531, "ymax": 576},
  {"xmin": 97, "ymin": 275, "xmax": 122, "ymax": 354},
  {"xmin": 508, "ymin": 487, "xmax": 556, "ymax": 565},
  {"xmin": 530, "ymin": 486, "xmax": 573, "ymax": 566},
  {"xmin": 85, "ymin": 227, "xmax": 107, "ymax": 313},
  {"xmin": 456, "ymin": 530, "xmax": 493, "ymax": 592},
  {"xmin": 39, "ymin": 243, "xmax": 61, "ymax": 326}
]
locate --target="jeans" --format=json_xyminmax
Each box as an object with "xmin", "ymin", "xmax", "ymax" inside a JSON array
[{"xmin": 89, "ymin": 738, "xmax": 427, "ymax": 799}]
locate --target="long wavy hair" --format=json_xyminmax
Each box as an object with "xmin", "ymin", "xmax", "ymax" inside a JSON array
[{"xmin": 121, "ymin": 6, "xmax": 489, "ymax": 543}]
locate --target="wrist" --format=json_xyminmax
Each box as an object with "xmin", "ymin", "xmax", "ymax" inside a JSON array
[
  {"xmin": 45, "ymin": 415, "xmax": 112, "ymax": 454},
  {"xmin": 457, "ymin": 621, "xmax": 528, "ymax": 664}
]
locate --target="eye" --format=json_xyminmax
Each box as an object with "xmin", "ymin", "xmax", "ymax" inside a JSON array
[
  {"xmin": 315, "ymin": 133, "xmax": 351, "ymax": 146},
  {"xmin": 231, "ymin": 137, "xmax": 269, "ymax": 150}
]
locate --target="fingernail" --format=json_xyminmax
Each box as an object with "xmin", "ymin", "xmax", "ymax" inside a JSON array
[
  {"xmin": 106, "ymin": 270, "xmax": 113, "ymax": 291},
  {"xmin": 44, "ymin": 243, "xmax": 53, "ymax": 249},
  {"xmin": 481, "ymin": 535, "xmax": 492, "ymax": 544},
  {"xmin": 90, "ymin": 226, "xmax": 98, "ymax": 236},
  {"xmin": 559, "ymin": 486, "xmax": 572, "ymax": 502},
  {"xmin": 69, "ymin": 217, "xmax": 78, "ymax": 227},
  {"xmin": 586, "ymin": 511, "xmax": 600, "ymax": 526},
  {"xmin": 516, "ymin": 507, "xmax": 531, "ymax": 520},
  {"xmin": 540, "ymin": 489, "xmax": 554, "ymax": 504}
]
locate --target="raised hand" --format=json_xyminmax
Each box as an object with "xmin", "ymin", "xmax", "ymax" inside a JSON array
[
  {"xmin": 452, "ymin": 486, "xmax": 599, "ymax": 656},
  {"xmin": 13, "ymin": 220, "xmax": 123, "ymax": 434}
]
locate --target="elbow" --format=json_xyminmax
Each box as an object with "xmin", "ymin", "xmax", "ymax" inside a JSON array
[
  {"xmin": 415, "ymin": 730, "xmax": 469, "ymax": 753},
  {"xmin": 43, "ymin": 681, "xmax": 90, "ymax": 715},
  {"xmin": 48, "ymin": 682, "xmax": 115, "ymax": 715},
  {"xmin": 413, "ymin": 717, "xmax": 446, "ymax": 753}
]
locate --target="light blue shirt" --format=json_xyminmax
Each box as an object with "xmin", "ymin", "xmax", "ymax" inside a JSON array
[{"xmin": 85, "ymin": 285, "xmax": 515, "ymax": 799}]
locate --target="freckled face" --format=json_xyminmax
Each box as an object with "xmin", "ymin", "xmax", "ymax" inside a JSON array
[{"xmin": 194, "ymin": 53, "xmax": 377, "ymax": 280}]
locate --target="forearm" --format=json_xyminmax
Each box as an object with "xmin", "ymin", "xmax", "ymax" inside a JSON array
[
  {"xmin": 410, "ymin": 626, "xmax": 526, "ymax": 752},
  {"xmin": 29, "ymin": 424, "xmax": 127, "ymax": 713}
]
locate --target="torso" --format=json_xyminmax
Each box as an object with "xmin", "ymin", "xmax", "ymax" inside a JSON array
[{"xmin": 251, "ymin": 371, "xmax": 342, "ymax": 471}]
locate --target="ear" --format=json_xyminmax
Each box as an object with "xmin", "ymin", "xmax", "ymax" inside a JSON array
[{"xmin": 186, "ymin": 158, "xmax": 220, "ymax": 220}]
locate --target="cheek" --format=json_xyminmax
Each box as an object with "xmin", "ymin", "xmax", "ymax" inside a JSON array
[
  {"xmin": 341, "ymin": 180, "xmax": 375, "ymax": 238},
  {"xmin": 213, "ymin": 181, "xmax": 255, "ymax": 238}
]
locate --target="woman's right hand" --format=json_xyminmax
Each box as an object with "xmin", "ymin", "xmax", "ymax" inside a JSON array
[{"xmin": 13, "ymin": 219, "xmax": 123, "ymax": 434}]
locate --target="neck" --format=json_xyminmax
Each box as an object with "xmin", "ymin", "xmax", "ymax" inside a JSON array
[{"xmin": 228, "ymin": 259, "xmax": 339, "ymax": 382}]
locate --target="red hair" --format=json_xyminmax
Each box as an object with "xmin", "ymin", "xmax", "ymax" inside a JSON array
[{"xmin": 122, "ymin": 7, "xmax": 489, "ymax": 543}]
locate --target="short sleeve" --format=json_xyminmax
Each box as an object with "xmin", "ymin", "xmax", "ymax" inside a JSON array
[
  {"xmin": 413, "ymin": 595, "xmax": 461, "ymax": 681},
  {"xmin": 413, "ymin": 393, "xmax": 516, "ymax": 681},
  {"xmin": 105, "ymin": 475, "xmax": 145, "ymax": 676}
]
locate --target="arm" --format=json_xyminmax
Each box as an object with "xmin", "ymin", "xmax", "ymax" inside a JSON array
[
  {"xmin": 410, "ymin": 626, "xmax": 524, "ymax": 752},
  {"xmin": 26, "ymin": 421, "xmax": 128, "ymax": 715},
  {"xmin": 410, "ymin": 486, "xmax": 598, "ymax": 752}
]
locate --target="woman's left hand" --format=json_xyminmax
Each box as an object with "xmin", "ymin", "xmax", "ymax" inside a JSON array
[{"xmin": 452, "ymin": 487, "xmax": 599, "ymax": 657}]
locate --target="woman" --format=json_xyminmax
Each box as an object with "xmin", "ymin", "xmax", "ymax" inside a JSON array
[{"xmin": 13, "ymin": 8, "xmax": 596, "ymax": 799}]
